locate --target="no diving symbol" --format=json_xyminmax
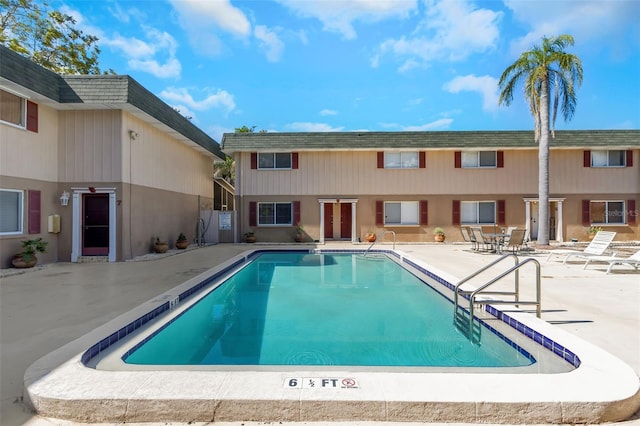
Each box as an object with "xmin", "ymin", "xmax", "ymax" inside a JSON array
[{"xmin": 341, "ymin": 378, "xmax": 357, "ymax": 388}]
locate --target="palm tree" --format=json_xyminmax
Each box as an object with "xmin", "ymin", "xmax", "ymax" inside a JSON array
[{"xmin": 499, "ymin": 34, "xmax": 582, "ymax": 245}]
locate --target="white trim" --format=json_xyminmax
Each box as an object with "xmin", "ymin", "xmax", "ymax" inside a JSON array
[{"xmin": 71, "ymin": 188, "xmax": 117, "ymax": 263}]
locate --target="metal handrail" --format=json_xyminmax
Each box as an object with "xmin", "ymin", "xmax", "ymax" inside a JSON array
[
  {"xmin": 363, "ymin": 230, "xmax": 396, "ymax": 256},
  {"xmin": 454, "ymin": 256, "xmax": 542, "ymax": 336}
]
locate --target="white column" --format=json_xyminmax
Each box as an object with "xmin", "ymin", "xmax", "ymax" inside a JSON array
[
  {"xmin": 524, "ymin": 200, "xmax": 531, "ymax": 241},
  {"xmin": 71, "ymin": 192, "xmax": 80, "ymax": 262},
  {"xmin": 351, "ymin": 202, "xmax": 357, "ymax": 244},
  {"xmin": 319, "ymin": 201, "xmax": 325, "ymax": 244},
  {"xmin": 109, "ymin": 192, "xmax": 117, "ymax": 262},
  {"xmin": 556, "ymin": 200, "xmax": 564, "ymax": 242}
]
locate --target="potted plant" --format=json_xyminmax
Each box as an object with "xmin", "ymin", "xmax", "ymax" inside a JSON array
[
  {"xmin": 588, "ymin": 226, "xmax": 603, "ymax": 240},
  {"xmin": 153, "ymin": 237, "xmax": 169, "ymax": 253},
  {"xmin": 365, "ymin": 230, "xmax": 377, "ymax": 243},
  {"xmin": 244, "ymin": 230, "xmax": 256, "ymax": 243},
  {"xmin": 294, "ymin": 223, "xmax": 304, "ymax": 242},
  {"xmin": 175, "ymin": 233, "xmax": 189, "ymax": 249},
  {"xmin": 12, "ymin": 238, "xmax": 48, "ymax": 268},
  {"xmin": 433, "ymin": 227, "xmax": 446, "ymax": 242}
]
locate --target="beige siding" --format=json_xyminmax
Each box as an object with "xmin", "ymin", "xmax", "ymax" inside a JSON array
[
  {"xmin": 1, "ymin": 104, "xmax": 58, "ymax": 181},
  {"xmin": 58, "ymin": 110, "xmax": 121, "ymax": 182},
  {"xmin": 123, "ymin": 113, "xmax": 212, "ymax": 196}
]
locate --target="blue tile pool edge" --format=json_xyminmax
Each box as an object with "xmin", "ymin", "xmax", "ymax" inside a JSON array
[{"xmin": 80, "ymin": 248, "xmax": 581, "ymax": 369}]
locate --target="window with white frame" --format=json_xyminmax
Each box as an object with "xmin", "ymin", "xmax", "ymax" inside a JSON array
[
  {"xmin": 462, "ymin": 151, "xmax": 496, "ymax": 168},
  {"xmin": 0, "ymin": 89, "xmax": 26, "ymax": 128},
  {"xmin": 384, "ymin": 152, "xmax": 419, "ymax": 169},
  {"xmin": 590, "ymin": 150, "xmax": 626, "ymax": 167},
  {"xmin": 258, "ymin": 202, "xmax": 293, "ymax": 225},
  {"xmin": 258, "ymin": 153, "xmax": 292, "ymax": 169},
  {"xmin": 0, "ymin": 189, "xmax": 24, "ymax": 234},
  {"xmin": 590, "ymin": 201, "xmax": 625, "ymax": 224},
  {"xmin": 384, "ymin": 201, "xmax": 419, "ymax": 225},
  {"xmin": 461, "ymin": 201, "xmax": 496, "ymax": 224}
]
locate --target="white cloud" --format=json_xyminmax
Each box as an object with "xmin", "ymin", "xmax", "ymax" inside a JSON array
[
  {"xmin": 320, "ymin": 109, "xmax": 338, "ymax": 116},
  {"xmin": 443, "ymin": 74, "xmax": 499, "ymax": 112},
  {"xmin": 160, "ymin": 87, "xmax": 236, "ymax": 113},
  {"xmin": 374, "ymin": 0, "xmax": 502, "ymax": 70},
  {"xmin": 169, "ymin": 0, "xmax": 251, "ymax": 56},
  {"xmin": 285, "ymin": 122, "xmax": 345, "ymax": 132},
  {"xmin": 504, "ymin": 0, "xmax": 640, "ymax": 57},
  {"xmin": 403, "ymin": 118, "xmax": 454, "ymax": 131},
  {"xmin": 254, "ymin": 25, "xmax": 285, "ymax": 62},
  {"xmin": 276, "ymin": 0, "xmax": 418, "ymax": 40}
]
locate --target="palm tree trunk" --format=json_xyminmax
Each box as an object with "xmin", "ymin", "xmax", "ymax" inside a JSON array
[{"xmin": 537, "ymin": 77, "xmax": 551, "ymax": 245}]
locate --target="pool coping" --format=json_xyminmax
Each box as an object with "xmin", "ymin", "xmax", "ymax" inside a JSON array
[{"xmin": 24, "ymin": 248, "xmax": 640, "ymax": 424}]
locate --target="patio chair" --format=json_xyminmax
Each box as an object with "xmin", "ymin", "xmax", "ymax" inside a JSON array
[
  {"xmin": 596, "ymin": 250, "xmax": 640, "ymax": 274},
  {"xmin": 545, "ymin": 231, "xmax": 617, "ymax": 265},
  {"xmin": 501, "ymin": 226, "xmax": 518, "ymax": 247},
  {"xmin": 504, "ymin": 229, "xmax": 526, "ymax": 254},
  {"xmin": 470, "ymin": 226, "xmax": 493, "ymax": 252},
  {"xmin": 460, "ymin": 226, "xmax": 477, "ymax": 250}
]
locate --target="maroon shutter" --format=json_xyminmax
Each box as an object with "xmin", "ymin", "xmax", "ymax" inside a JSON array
[
  {"xmin": 497, "ymin": 151, "xmax": 504, "ymax": 168},
  {"xmin": 249, "ymin": 201, "xmax": 257, "ymax": 227},
  {"xmin": 419, "ymin": 200, "xmax": 428, "ymax": 225},
  {"xmin": 582, "ymin": 200, "xmax": 590, "ymax": 226},
  {"xmin": 251, "ymin": 153, "xmax": 257, "ymax": 169},
  {"xmin": 419, "ymin": 152, "xmax": 426, "ymax": 168},
  {"xmin": 292, "ymin": 152, "xmax": 299, "ymax": 169},
  {"xmin": 452, "ymin": 200, "xmax": 460, "ymax": 225},
  {"xmin": 497, "ymin": 200, "xmax": 506, "ymax": 225},
  {"xmin": 28, "ymin": 190, "xmax": 41, "ymax": 234},
  {"xmin": 626, "ymin": 150, "xmax": 633, "ymax": 167},
  {"xmin": 628, "ymin": 200, "xmax": 636, "ymax": 225},
  {"xmin": 293, "ymin": 201, "xmax": 301, "ymax": 225},
  {"xmin": 583, "ymin": 150, "xmax": 591, "ymax": 167},
  {"xmin": 454, "ymin": 151, "xmax": 461, "ymax": 168},
  {"xmin": 26, "ymin": 101, "xmax": 38, "ymax": 132},
  {"xmin": 375, "ymin": 201, "xmax": 384, "ymax": 226},
  {"xmin": 377, "ymin": 152, "xmax": 384, "ymax": 168}
]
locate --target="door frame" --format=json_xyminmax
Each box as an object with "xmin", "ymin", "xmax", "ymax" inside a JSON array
[
  {"xmin": 523, "ymin": 197, "xmax": 565, "ymax": 243},
  {"xmin": 318, "ymin": 198, "xmax": 358, "ymax": 244},
  {"xmin": 71, "ymin": 187, "xmax": 117, "ymax": 262}
]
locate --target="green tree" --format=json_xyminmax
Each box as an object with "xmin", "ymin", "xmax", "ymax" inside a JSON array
[
  {"xmin": 498, "ymin": 34, "xmax": 582, "ymax": 245},
  {"xmin": 1, "ymin": 0, "xmax": 110, "ymax": 74},
  {"xmin": 214, "ymin": 155, "xmax": 235, "ymax": 186}
]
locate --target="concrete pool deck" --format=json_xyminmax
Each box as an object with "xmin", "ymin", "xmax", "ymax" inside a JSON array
[{"xmin": 1, "ymin": 242, "xmax": 639, "ymax": 425}]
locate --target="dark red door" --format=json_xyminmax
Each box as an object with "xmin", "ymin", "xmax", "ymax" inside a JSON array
[
  {"xmin": 324, "ymin": 203, "xmax": 333, "ymax": 239},
  {"xmin": 83, "ymin": 194, "xmax": 109, "ymax": 255},
  {"xmin": 340, "ymin": 203, "xmax": 352, "ymax": 239}
]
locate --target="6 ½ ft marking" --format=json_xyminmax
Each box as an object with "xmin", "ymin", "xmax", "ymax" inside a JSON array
[{"xmin": 285, "ymin": 377, "xmax": 359, "ymax": 389}]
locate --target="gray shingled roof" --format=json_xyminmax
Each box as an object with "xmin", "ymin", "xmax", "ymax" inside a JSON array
[
  {"xmin": 0, "ymin": 46, "xmax": 224, "ymax": 160},
  {"xmin": 221, "ymin": 130, "xmax": 640, "ymax": 153}
]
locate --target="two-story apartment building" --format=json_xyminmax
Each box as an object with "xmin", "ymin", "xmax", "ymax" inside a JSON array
[
  {"xmin": 221, "ymin": 131, "xmax": 639, "ymax": 244},
  {"xmin": 1, "ymin": 46, "xmax": 231, "ymax": 266}
]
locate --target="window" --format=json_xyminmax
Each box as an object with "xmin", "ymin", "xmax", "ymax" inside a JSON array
[
  {"xmin": 591, "ymin": 150, "xmax": 626, "ymax": 167},
  {"xmin": 0, "ymin": 189, "xmax": 24, "ymax": 235},
  {"xmin": 462, "ymin": 151, "xmax": 497, "ymax": 168},
  {"xmin": 384, "ymin": 201, "xmax": 419, "ymax": 225},
  {"xmin": 461, "ymin": 201, "xmax": 496, "ymax": 224},
  {"xmin": 590, "ymin": 201, "xmax": 625, "ymax": 224},
  {"xmin": 258, "ymin": 202, "xmax": 293, "ymax": 225},
  {"xmin": 258, "ymin": 153, "xmax": 292, "ymax": 169},
  {"xmin": 1, "ymin": 89, "xmax": 26, "ymax": 127},
  {"xmin": 385, "ymin": 152, "xmax": 419, "ymax": 169}
]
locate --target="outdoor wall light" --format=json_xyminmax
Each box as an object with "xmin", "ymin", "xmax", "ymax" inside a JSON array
[
  {"xmin": 129, "ymin": 130, "xmax": 139, "ymax": 140},
  {"xmin": 60, "ymin": 191, "xmax": 70, "ymax": 206}
]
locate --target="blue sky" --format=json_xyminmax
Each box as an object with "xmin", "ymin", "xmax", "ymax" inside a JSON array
[{"xmin": 56, "ymin": 0, "xmax": 639, "ymax": 142}]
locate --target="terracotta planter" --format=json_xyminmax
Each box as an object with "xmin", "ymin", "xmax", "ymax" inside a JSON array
[
  {"xmin": 365, "ymin": 233, "xmax": 377, "ymax": 243},
  {"xmin": 153, "ymin": 242, "xmax": 169, "ymax": 253},
  {"xmin": 176, "ymin": 240, "xmax": 189, "ymax": 249},
  {"xmin": 434, "ymin": 234, "xmax": 445, "ymax": 242},
  {"xmin": 245, "ymin": 234, "xmax": 256, "ymax": 243},
  {"xmin": 12, "ymin": 254, "xmax": 37, "ymax": 268}
]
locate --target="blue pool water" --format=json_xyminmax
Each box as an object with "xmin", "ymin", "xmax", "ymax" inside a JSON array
[{"xmin": 123, "ymin": 252, "xmax": 534, "ymax": 367}]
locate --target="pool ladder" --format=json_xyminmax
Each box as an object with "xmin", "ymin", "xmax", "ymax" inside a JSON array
[
  {"xmin": 363, "ymin": 230, "xmax": 396, "ymax": 256},
  {"xmin": 453, "ymin": 254, "xmax": 541, "ymax": 343}
]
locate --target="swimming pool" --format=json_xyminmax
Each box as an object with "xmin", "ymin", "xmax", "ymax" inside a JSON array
[
  {"xmin": 121, "ymin": 252, "xmax": 535, "ymax": 368},
  {"xmin": 24, "ymin": 247, "xmax": 640, "ymax": 423}
]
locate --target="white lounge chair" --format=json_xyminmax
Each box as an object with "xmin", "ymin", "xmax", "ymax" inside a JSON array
[
  {"xmin": 603, "ymin": 250, "xmax": 640, "ymax": 274},
  {"xmin": 545, "ymin": 231, "xmax": 617, "ymax": 265}
]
